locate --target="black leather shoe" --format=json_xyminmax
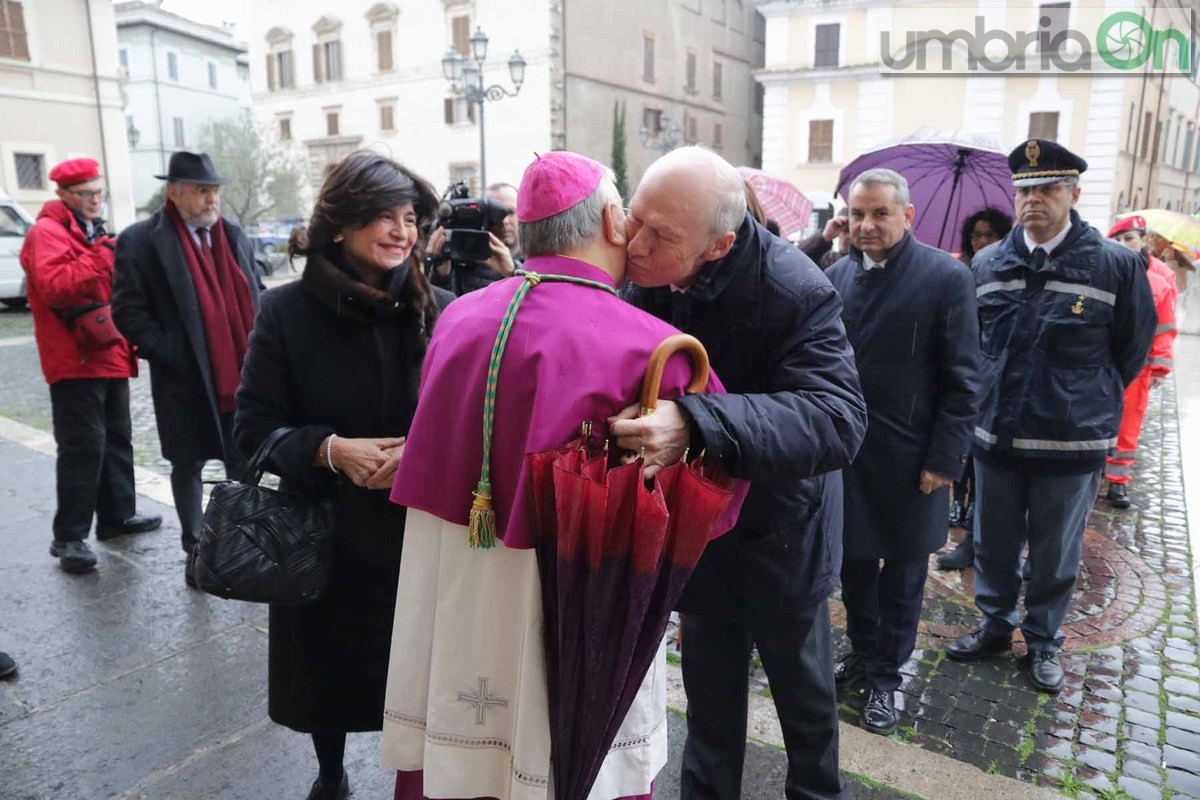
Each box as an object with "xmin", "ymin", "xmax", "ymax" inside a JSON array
[
  {"xmin": 305, "ymin": 770, "xmax": 350, "ymax": 800},
  {"xmin": 96, "ymin": 513, "xmax": 163, "ymax": 541},
  {"xmin": 0, "ymin": 651, "xmax": 16, "ymax": 680},
  {"xmin": 1024, "ymin": 650, "xmax": 1065, "ymax": 693},
  {"xmin": 834, "ymin": 652, "xmax": 866, "ymax": 688},
  {"xmin": 946, "ymin": 628, "xmax": 1012, "ymax": 661},
  {"xmin": 948, "ymin": 501, "xmax": 963, "ymax": 528},
  {"xmin": 962, "ymin": 501, "xmax": 975, "ymax": 528},
  {"xmin": 49, "ymin": 540, "xmax": 98, "ymax": 573},
  {"xmin": 1107, "ymin": 482, "xmax": 1131, "ymax": 509},
  {"xmin": 862, "ymin": 688, "xmax": 898, "ymax": 735},
  {"xmin": 936, "ymin": 538, "xmax": 974, "ymax": 571}
]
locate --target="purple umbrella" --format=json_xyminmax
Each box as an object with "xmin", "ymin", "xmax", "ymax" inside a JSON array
[{"xmin": 836, "ymin": 129, "xmax": 1015, "ymax": 254}]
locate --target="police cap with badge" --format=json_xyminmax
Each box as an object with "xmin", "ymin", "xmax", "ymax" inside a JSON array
[{"xmin": 1008, "ymin": 138, "xmax": 1088, "ymax": 187}]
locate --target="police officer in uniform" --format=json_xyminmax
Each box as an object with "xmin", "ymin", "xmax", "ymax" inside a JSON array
[{"xmin": 946, "ymin": 140, "xmax": 1156, "ymax": 693}]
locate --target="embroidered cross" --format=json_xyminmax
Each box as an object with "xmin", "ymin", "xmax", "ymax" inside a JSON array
[{"xmin": 457, "ymin": 677, "xmax": 508, "ymax": 725}]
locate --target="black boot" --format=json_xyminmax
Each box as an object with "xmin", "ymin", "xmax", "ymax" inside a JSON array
[
  {"xmin": 946, "ymin": 628, "xmax": 1012, "ymax": 661},
  {"xmin": 936, "ymin": 537, "xmax": 974, "ymax": 570},
  {"xmin": 834, "ymin": 651, "xmax": 867, "ymax": 689},
  {"xmin": 862, "ymin": 688, "xmax": 899, "ymax": 735},
  {"xmin": 1107, "ymin": 482, "xmax": 1131, "ymax": 509},
  {"xmin": 305, "ymin": 770, "xmax": 350, "ymax": 800}
]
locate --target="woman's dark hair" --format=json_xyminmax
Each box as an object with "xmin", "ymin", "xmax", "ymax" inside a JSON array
[
  {"xmin": 960, "ymin": 207, "xmax": 1014, "ymax": 260},
  {"xmin": 289, "ymin": 151, "xmax": 442, "ymax": 347}
]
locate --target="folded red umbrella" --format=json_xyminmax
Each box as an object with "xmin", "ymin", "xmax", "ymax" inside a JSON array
[{"xmin": 526, "ymin": 334, "xmax": 737, "ymax": 800}]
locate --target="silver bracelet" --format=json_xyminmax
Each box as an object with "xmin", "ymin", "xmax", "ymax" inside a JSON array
[{"xmin": 325, "ymin": 434, "xmax": 339, "ymax": 474}]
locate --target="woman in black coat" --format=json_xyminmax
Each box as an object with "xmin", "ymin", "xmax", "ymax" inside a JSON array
[{"xmin": 233, "ymin": 153, "xmax": 453, "ymax": 800}]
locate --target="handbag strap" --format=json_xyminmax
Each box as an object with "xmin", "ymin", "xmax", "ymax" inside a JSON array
[{"xmin": 245, "ymin": 427, "xmax": 297, "ymax": 486}]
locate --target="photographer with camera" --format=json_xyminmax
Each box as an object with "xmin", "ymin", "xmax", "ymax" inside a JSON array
[{"xmin": 426, "ymin": 182, "xmax": 523, "ymax": 296}]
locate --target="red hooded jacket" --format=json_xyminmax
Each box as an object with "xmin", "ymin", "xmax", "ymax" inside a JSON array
[{"xmin": 19, "ymin": 200, "xmax": 133, "ymax": 385}]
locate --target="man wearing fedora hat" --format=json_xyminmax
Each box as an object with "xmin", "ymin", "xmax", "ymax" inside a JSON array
[
  {"xmin": 112, "ymin": 151, "xmax": 260, "ymax": 585},
  {"xmin": 946, "ymin": 139, "xmax": 1156, "ymax": 693}
]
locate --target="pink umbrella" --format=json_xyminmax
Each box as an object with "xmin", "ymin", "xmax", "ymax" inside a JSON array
[{"xmin": 737, "ymin": 166, "xmax": 814, "ymax": 239}]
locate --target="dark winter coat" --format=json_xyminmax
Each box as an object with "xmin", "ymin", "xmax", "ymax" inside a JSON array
[
  {"xmin": 111, "ymin": 210, "xmax": 260, "ymax": 463},
  {"xmin": 233, "ymin": 249, "xmax": 453, "ymax": 733},
  {"xmin": 623, "ymin": 214, "xmax": 867, "ymax": 617},
  {"xmin": 972, "ymin": 211, "xmax": 1156, "ymax": 472},
  {"xmin": 826, "ymin": 233, "xmax": 981, "ymax": 560}
]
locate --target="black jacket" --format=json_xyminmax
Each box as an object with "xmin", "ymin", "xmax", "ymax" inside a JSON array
[
  {"xmin": 112, "ymin": 210, "xmax": 260, "ymax": 463},
  {"xmin": 826, "ymin": 233, "xmax": 981, "ymax": 559},
  {"xmin": 972, "ymin": 211, "xmax": 1156, "ymax": 471},
  {"xmin": 233, "ymin": 249, "xmax": 453, "ymax": 733},
  {"xmin": 623, "ymin": 215, "xmax": 867, "ymax": 615}
]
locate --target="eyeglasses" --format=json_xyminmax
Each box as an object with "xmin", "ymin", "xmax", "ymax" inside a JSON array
[{"xmin": 67, "ymin": 189, "xmax": 107, "ymax": 201}]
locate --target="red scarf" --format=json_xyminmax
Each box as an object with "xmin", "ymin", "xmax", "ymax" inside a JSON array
[{"xmin": 164, "ymin": 200, "xmax": 255, "ymax": 413}]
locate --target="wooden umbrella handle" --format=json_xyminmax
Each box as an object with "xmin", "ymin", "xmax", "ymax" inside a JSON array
[{"xmin": 640, "ymin": 334, "xmax": 711, "ymax": 415}]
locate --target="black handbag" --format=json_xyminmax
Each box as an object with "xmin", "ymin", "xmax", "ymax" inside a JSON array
[{"xmin": 192, "ymin": 427, "xmax": 337, "ymax": 605}]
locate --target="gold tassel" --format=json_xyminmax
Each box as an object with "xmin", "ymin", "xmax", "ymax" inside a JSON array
[{"xmin": 468, "ymin": 481, "xmax": 497, "ymax": 549}]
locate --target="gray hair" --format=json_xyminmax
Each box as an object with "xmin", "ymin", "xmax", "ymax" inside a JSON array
[
  {"xmin": 850, "ymin": 168, "xmax": 911, "ymax": 206},
  {"xmin": 518, "ymin": 170, "xmax": 621, "ymax": 257}
]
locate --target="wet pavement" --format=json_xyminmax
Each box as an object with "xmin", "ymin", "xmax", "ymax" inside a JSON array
[{"xmin": 694, "ymin": 358, "xmax": 1200, "ymax": 799}]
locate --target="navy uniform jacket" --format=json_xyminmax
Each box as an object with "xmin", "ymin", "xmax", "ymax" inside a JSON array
[
  {"xmin": 623, "ymin": 214, "xmax": 867, "ymax": 617},
  {"xmin": 826, "ymin": 233, "xmax": 981, "ymax": 560},
  {"xmin": 971, "ymin": 210, "xmax": 1156, "ymax": 473}
]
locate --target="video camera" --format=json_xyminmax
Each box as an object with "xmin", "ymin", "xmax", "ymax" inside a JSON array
[{"xmin": 436, "ymin": 181, "xmax": 510, "ymax": 263}]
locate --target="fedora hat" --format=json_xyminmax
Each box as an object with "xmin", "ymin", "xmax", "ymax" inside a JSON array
[{"xmin": 155, "ymin": 151, "xmax": 227, "ymax": 185}]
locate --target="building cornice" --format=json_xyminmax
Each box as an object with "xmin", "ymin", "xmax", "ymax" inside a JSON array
[
  {"xmin": 757, "ymin": 0, "xmax": 931, "ymax": 17},
  {"xmin": 115, "ymin": 6, "xmax": 246, "ymax": 56},
  {"xmin": 755, "ymin": 63, "xmax": 882, "ymax": 85}
]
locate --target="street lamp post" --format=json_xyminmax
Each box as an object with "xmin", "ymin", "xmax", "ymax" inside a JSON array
[
  {"xmin": 442, "ymin": 27, "xmax": 526, "ymax": 190},
  {"xmin": 639, "ymin": 113, "xmax": 683, "ymax": 154}
]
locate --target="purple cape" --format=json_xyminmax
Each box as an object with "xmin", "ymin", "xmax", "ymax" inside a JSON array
[{"xmin": 390, "ymin": 254, "xmax": 742, "ymax": 549}]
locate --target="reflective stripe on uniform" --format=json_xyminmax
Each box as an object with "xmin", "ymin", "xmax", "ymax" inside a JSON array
[
  {"xmin": 1157, "ymin": 323, "xmax": 1177, "ymax": 334},
  {"xmin": 1011, "ymin": 436, "xmax": 1117, "ymax": 452},
  {"xmin": 1043, "ymin": 280, "xmax": 1117, "ymax": 306},
  {"xmin": 1150, "ymin": 356, "xmax": 1173, "ymax": 367},
  {"xmin": 977, "ymin": 279, "xmax": 1026, "ymax": 298},
  {"xmin": 974, "ymin": 426, "xmax": 998, "ymax": 444},
  {"xmin": 1112, "ymin": 449, "xmax": 1136, "ymax": 460},
  {"xmin": 1104, "ymin": 463, "xmax": 1133, "ymax": 477}
]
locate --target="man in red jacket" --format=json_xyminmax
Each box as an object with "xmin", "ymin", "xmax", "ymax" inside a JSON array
[{"xmin": 19, "ymin": 157, "xmax": 161, "ymax": 573}]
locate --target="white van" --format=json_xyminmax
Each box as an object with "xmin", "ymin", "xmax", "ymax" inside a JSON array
[{"xmin": 0, "ymin": 192, "xmax": 34, "ymax": 309}]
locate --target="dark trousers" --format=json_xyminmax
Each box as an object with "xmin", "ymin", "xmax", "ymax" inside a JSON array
[
  {"xmin": 952, "ymin": 458, "xmax": 974, "ymax": 506},
  {"xmin": 49, "ymin": 378, "xmax": 136, "ymax": 542},
  {"xmin": 973, "ymin": 459, "xmax": 1100, "ymax": 651},
  {"xmin": 841, "ymin": 556, "xmax": 930, "ymax": 692},
  {"xmin": 171, "ymin": 413, "xmax": 245, "ymax": 552},
  {"xmin": 680, "ymin": 599, "xmax": 846, "ymax": 800}
]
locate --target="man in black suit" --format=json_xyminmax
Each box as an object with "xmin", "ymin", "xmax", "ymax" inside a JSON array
[
  {"xmin": 112, "ymin": 152, "xmax": 260, "ymax": 585},
  {"xmin": 825, "ymin": 168, "xmax": 980, "ymax": 734}
]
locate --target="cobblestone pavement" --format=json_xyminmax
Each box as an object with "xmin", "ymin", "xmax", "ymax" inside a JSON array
[{"xmin": 689, "ymin": 374, "xmax": 1198, "ymax": 799}]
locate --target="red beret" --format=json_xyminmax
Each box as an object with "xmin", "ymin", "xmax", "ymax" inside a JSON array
[
  {"xmin": 49, "ymin": 158, "xmax": 101, "ymax": 188},
  {"xmin": 1108, "ymin": 215, "xmax": 1146, "ymax": 238}
]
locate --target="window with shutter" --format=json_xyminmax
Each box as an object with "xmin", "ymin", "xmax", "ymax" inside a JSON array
[
  {"xmin": 325, "ymin": 41, "xmax": 341, "ymax": 81},
  {"xmin": 378, "ymin": 30, "xmax": 393, "ymax": 71},
  {"xmin": 327, "ymin": 111, "xmax": 339, "ymax": 137},
  {"xmin": 453, "ymin": 16, "xmax": 470, "ymax": 56},
  {"xmin": 814, "ymin": 23, "xmax": 840, "ymax": 68},
  {"xmin": 14, "ymin": 153, "xmax": 43, "ymax": 189},
  {"xmin": 1142, "ymin": 112, "xmax": 1153, "ymax": 159},
  {"xmin": 1028, "ymin": 111, "xmax": 1058, "ymax": 142},
  {"xmin": 685, "ymin": 50, "xmax": 697, "ymax": 93},
  {"xmin": 280, "ymin": 50, "xmax": 294, "ymax": 88},
  {"xmin": 173, "ymin": 117, "xmax": 185, "ymax": 147},
  {"xmin": 380, "ymin": 103, "xmax": 395, "ymax": 131},
  {"xmin": 1037, "ymin": 2, "xmax": 1070, "ymax": 52},
  {"xmin": 167, "ymin": 51, "xmax": 179, "ymax": 81},
  {"xmin": 712, "ymin": 61, "xmax": 723, "ymax": 100},
  {"xmin": 266, "ymin": 53, "xmax": 277, "ymax": 91},
  {"xmin": 313, "ymin": 43, "xmax": 323, "ymax": 82},
  {"xmin": 0, "ymin": 1, "xmax": 30, "ymax": 61},
  {"xmin": 444, "ymin": 97, "xmax": 454, "ymax": 125},
  {"xmin": 208, "ymin": 62, "xmax": 218, "ymax": 89},
  {"xmin": 279, "ymin": 116, "xmax": 291, "ymax": 141},
  {"xmin": 643, "ymin": 34, "xmax": 655, "ymax": 82},
  {"xmin": 643, "ymin": 107, "xmax": 662, "ymax": 135},
  {"xmin": 808, "ymin": 119, "xmax": 833, "ymax": 162},
  {"xmin": 713, "ymin": 123, "xmax": 723, "ymax": 149}
]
